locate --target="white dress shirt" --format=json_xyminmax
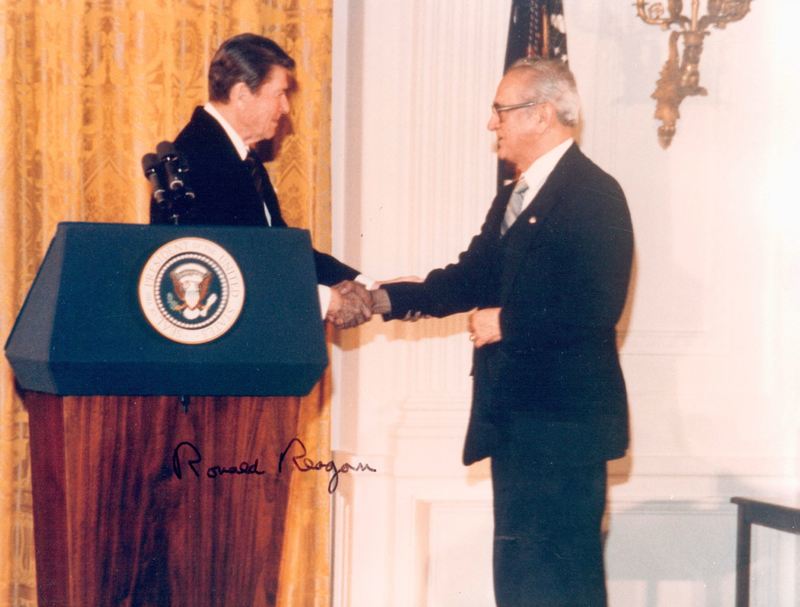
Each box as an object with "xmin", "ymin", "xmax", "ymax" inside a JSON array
[{"xmin": 516, "ymin": 137, "xmax": 573, "ymax": 211}]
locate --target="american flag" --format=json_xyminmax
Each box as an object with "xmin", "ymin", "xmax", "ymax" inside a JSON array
[{"xmin": 504, "ymin": 0, "xmax": 568, "ymax": 68}]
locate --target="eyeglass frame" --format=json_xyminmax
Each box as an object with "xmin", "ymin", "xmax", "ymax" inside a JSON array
[{"xmin": 491, "ymin": 100, "xmax": 541, "ymax": 116}]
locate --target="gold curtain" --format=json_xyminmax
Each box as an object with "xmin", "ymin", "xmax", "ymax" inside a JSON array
[{"xmin": 0, "ymin": 1, "xmax": 333, "ymax": 605}]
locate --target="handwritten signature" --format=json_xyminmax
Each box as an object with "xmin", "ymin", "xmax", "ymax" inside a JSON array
[
  {"xmin": 279, "ymin": 437, "xmax": 376, "ymax": 493},
  {"xmin": 172, "ymin": 441, "xmax": 266, "ymax": 479},
  {"xmin": 171, "ymin": 439, "xmax": 376, "ymax": 493}
]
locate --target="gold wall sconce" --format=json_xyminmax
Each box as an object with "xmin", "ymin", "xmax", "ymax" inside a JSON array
[{"xmin": 636, "ymin": 0, "xmax": 753, "ymax": 148}]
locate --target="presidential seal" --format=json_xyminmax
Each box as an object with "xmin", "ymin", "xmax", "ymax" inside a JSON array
[{"xmin": 138, "ymin": 237, "xmax": 245, "ymax": 344}]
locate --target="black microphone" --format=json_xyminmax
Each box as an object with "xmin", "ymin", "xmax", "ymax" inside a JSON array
[
  {"xmin": 141, "ymin": 153, "xmax": 167, "ymax": 204},
  {"xmin": 156, "ymin": 141, "xmax": 185, "ymax": 191},
  {"xmin": 176, "ymin": 153, "xmax": 195, "ymax": 199}
]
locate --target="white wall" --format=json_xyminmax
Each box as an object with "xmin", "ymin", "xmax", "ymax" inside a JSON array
[{"xmin": 331, "ymin": 1, "xmax": 800, "ymax": 605}]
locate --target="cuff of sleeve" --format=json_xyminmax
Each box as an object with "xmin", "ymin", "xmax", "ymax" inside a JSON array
[{"xmin": 317, "ymin": 284, "xmax": 331, "ymax": 319}]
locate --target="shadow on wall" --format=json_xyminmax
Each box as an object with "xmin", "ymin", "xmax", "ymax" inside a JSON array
[{"xmin": 336, "ymin": 309, "xmax": 470, "ymax": 352}]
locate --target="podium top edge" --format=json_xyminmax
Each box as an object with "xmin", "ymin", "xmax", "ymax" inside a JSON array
[{"xmin": 54, "ymin": 221, "xmax": 310, "ymax": 235}]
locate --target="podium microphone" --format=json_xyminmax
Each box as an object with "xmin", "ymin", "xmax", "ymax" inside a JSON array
[
  {"xmin": 156, "ymin": 141, "xmax": 185, "ymax": 191},
  {"xmin": 141, "ymin": 153, "xmax": 167, "ymax": 204},
  {"xmin": 176, "ymin": 154, "xmax": 195, "ymax": 199}
]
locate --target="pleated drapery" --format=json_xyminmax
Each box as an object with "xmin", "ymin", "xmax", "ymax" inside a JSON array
[{"xmin": 0, "ymin": 2, "xmax": 334, "ymax": 605}]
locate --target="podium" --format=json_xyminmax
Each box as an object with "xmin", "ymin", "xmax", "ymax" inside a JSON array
[{"xmin": 5, "ymin": 223, "xmax": 327, "ymax": 606}]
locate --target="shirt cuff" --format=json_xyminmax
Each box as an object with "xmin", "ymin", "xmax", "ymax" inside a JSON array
[{"xmin": 318, "ymin": 285, "xmax": 331, "ymax": 319}]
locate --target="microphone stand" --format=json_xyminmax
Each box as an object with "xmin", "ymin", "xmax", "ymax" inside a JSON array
[{"xmin": 142, "ymin": 143, "xmax": 196, "ymax": 411}]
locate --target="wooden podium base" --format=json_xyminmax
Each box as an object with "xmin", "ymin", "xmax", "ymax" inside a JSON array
[{"xmin": 27, "ymin": 392, "xmax": 301, "ymax": 607}]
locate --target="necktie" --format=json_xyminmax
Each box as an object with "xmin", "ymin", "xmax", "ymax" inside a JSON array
[
  {"xmin": 501, "ymin": 179, "xmax": 529, "ymax": 235},
  {"xmin": 244, "ymin": 151, "xmax": 284, "ymax": 227}
]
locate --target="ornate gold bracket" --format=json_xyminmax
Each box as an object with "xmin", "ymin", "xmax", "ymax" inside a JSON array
[{"xmin": 636, "ymin": 0, "xmax": 753, "ymax": 148}]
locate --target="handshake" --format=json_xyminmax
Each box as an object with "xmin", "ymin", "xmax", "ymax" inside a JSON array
[
  {"xmin": 325, "ymin": 280, "xmax": 384, "ymax": 329},
  {"xmin": 325, "ymin": 277, "xmax": 420, "ymax": 329}
]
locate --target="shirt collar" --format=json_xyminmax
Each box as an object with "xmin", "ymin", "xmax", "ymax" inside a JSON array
[
  {"xmin": 204, "ymin": 102, "xmax": 250, "ymax": 161},
  {"xmin": 518, "ymin": 137, "xmax": 573, "ymax": 196}
]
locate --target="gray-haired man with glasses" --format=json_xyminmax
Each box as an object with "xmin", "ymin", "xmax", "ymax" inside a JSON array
[{"xmin": 361, "ymin": 58, "xmax": 634, "ymax": 606}]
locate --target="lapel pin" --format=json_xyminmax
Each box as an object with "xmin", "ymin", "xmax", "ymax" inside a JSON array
[{"xmin": 528, "ymin": 216, "xmax": 537, "ymax": 224}]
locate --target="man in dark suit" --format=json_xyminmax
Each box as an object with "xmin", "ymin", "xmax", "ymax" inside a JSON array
[
  {"xmin": 367, "ymin": 59, "xmax": 633, "ymax": 605},
  {"xmin": 151, "ymin": 33, "xmax": 371, "ymax": 326}
]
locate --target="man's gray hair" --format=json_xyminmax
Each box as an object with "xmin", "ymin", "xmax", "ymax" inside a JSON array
[{"xmin": 509, "ymin": 58, "xmax": 580, "ymax": 127}]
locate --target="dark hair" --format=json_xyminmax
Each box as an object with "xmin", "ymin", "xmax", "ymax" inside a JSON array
[{"xmin": 208, "ymin": 33, "xmax": 295, "ymax": 102}]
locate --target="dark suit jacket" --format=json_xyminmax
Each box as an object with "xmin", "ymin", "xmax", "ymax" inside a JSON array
[
  {"xmin": 384, "ymin": 144, "xmax": 633, "ymax": 466},
  {"xmin": 150, "ymin": 107, "xmax": 359, "ymax": 286}
]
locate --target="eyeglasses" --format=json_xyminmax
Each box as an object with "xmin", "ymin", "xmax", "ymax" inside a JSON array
[{"xmin": 491, "ymin": 100, "xmax": 541, "ymax": 116}]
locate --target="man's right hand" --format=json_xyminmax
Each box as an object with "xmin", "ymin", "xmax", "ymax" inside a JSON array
[{"xmin": 326, "ymin": 281, "xmax": 374, "ymax": 329}]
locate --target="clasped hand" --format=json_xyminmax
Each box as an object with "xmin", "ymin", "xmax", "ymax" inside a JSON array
[{"xmin": 326, "ymin": 281, "xmax": 374, "ymax": 329}]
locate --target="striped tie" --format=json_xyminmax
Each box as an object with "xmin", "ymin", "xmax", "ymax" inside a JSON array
[{"xmin": 501, "ymin": 179, "xmax": 529, "ymax": 235}]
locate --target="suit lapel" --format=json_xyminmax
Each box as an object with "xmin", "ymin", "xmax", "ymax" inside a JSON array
[
  {"xmin": 499, "ymin": 143, "xmax": 581, "ymax": 302},
  {"xmin": 191, "ymin": 108, "xmax": 272, "ymax": 226}
]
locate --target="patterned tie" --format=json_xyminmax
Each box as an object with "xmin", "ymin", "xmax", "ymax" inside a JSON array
[
  {"xmin": 244, "ymin": 151, "xmax": 285, "ymax": 227},
  {"xmin": 501, "ymin": 178, "xmax": 529, "ymax": 235}
]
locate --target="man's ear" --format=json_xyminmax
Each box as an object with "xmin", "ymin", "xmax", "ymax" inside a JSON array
[
  {"xmin": 229, "ymin": 81, "xmax": 249, "ymax": 105},
  {"xmin": 535, "ymin": 102, "xmax": 556, "ymax": 132}
]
